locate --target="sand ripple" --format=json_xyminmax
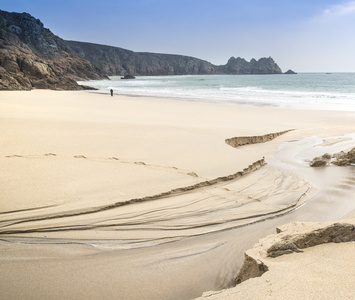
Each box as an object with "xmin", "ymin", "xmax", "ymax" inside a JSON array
[{"xmin": 0, "ymin": 161, "xmax": 311, "ymax": 249}]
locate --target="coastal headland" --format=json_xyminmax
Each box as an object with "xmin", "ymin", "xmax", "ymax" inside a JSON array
[
  {"xmin": 0, "ymin": 10, "xmax": 292, "ymax": 91},
  {"xmin": 1, "ymin": 90, "xmax": 354, "ymax": 299}
]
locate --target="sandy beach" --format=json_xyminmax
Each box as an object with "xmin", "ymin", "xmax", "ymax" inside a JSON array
[{"xmin": 1, "ymin": 90, "xmax": 355, "ymax": 299}]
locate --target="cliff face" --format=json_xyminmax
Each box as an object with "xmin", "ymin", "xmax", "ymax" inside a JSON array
[
  {"xmin": 66, "ymin": 40, "xmax": 283, "ymax": 76},
  {"xmin": 0, "ymin": 10, "xmax": 107, "ymax": 90},
  {"xmin": 67, "ymin": 41, "xmax": 217, "ymax": 76}
]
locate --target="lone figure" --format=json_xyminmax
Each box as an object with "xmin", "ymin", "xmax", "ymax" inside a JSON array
[{"xmin": 110, "ymin": 89, "xmax": 113, "ymax": 96}]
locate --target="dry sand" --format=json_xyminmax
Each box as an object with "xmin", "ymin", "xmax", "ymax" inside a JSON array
[{"xmin": 0, "ymin": 90, "xmax": 354, "ymax": 299}]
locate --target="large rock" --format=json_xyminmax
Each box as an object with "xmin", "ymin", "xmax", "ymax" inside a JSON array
[
  {"xmin": 222, "ymin": 56, "xmax": 282, "ymax": 74},
  {"xmin": 284, "ymin": 69, "xmax": 297, "ymax": 74}
]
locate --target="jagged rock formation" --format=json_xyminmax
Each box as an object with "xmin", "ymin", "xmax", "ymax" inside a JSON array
[
  {"xmin": 309, "ymin": 147, "xmax": 355, "ymax": 167},
  {"xmin": 0, "ymin": 10, "xmax": 107, "ymax": 90},
  {"xmin": 221, "ymin": 56, "xmax": 282, "ymax": 74},
  {"xmin": 66, "ymin": 40, "xmax": 284, "ymax": 76},
  {"xmin": 225, "ymin": 130, "xmax": 293, "ymax": 148}
]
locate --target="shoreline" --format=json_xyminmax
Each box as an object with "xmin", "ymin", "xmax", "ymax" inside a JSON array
[
  {"xmin": 80, "ymin": 73, "xmax": 355, "ymax": 112},
  {"xmin": 1, "ymin": 90, "xmax": 355, "ymax": 299}
]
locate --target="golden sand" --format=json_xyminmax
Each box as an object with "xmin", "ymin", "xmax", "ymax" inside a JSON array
[{"xmin": 1, "ymin": 90, "xmax": 354, "ymax": 299}]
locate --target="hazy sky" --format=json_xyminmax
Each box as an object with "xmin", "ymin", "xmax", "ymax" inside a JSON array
[{"xmin": 2, "ymin": 0, "xmax": 355, "ymax": 72}]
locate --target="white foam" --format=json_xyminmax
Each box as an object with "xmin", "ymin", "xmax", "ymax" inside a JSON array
[{"xmin": 78, "ymin": 74, "xmax": 355, "ymax": 111}]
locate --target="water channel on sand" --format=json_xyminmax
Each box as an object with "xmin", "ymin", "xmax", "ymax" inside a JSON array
[{"xmin": 1, "ymin": 136, "xmax": 354, "ymax": 300}]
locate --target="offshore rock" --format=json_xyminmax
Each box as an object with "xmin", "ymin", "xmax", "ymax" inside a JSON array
[
  {"xmin": 0, "ymin": 10, "xmax": 107, "ymax": 90},
  {"xmin": 121, "ymin": 75, "xmax": 135, "ymax": 79},
  {"xmin": 284, "ymin": 69, "xmax": 297, "ymax": 74},
  {"xmin": 222, "ymin": 56, "xmax": 282, "ymax": 74}
]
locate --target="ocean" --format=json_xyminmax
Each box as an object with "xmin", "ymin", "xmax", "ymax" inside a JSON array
[{"xmin": 79, "ymin": 73, "xmax": 355, "ymax": 111}]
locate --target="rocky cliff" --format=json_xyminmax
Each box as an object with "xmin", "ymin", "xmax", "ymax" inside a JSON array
[
  {"xmin": 0, "ymin": 10, "xmax": 107, "ymax": 90},
  {"xmin": 67, "ymin": 41, "xmax": 217, "ymax": 76},
  {"xmin": 221, "ymin": 56, "xmax": 282, "ymax": 74},
  {"xmin": 0, "ymin": 9, "xmax": 288, "ymax": 90},
  {"xmin": 66, "ymin": 40, "xmax": 284, "ymax": 76}
]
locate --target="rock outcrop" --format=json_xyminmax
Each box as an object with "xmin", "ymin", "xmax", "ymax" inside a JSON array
[
  {"xmin": 0, "ymin": 10, "xmax": 107, "ymax": 90},
  {"xmin": 121, "ymin": 75, "xmax": 135, "ymax": 79},
  {"xmin": 309, "ymin": 147, "xmax": 355, "ymax": 167},
  {"xmin": 66, "ymin": 40, "xmax": 285, "ymax": 76},
  {"xmin": 284, "ymin": 69, "xmax": 297, "ymax": 74},
  {"xmin": 221, "ymin": 56, "xmax": 282, "ymax": 75}
]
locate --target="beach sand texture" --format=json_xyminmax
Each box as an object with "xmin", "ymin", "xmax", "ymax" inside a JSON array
[
  {"xmin": 1, "ymin": 90, "xmax": 355, "ymax": 299},
  {"xmin": 197, "ymin": 217, "xmax": 355, "ymax": 300}
]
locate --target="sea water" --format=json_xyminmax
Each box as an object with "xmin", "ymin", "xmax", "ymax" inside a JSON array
[{"xmin": 79, "ymin": 73, "xmax": 355, "ymax": 111}]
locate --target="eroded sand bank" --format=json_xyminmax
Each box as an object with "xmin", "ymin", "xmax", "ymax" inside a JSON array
[
  {"xmin": 197, "ymin": 216, "xmax": 355, "ymax": 300},
  {"xmin": 0, "ymin": 90, "xmax": 354, "ymax": 299}
]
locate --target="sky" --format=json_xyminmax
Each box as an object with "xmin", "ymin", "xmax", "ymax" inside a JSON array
[{"xmin": 1, "ymin": 0, "xmax": 355, "ymax": 72}]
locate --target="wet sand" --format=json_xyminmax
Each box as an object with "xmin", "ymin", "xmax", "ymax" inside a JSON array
[{"xmin": 0, "ymin": 90, "xmax": 354, "ymax": 299}]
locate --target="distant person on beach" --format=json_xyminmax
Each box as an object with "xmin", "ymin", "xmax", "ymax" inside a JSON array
[{"xmin": 110, "ymin": 89, "xmax": 113, "ymax": 96}]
